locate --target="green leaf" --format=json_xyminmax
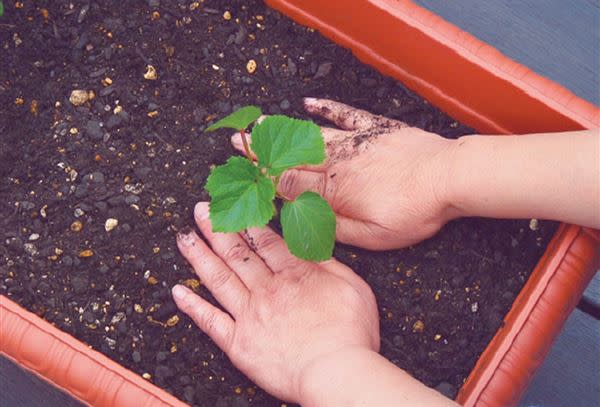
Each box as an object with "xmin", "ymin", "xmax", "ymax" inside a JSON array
[
  {"xmin": 281, "ymin": 192, "xmax": 335, "ymax": 261},
  {"xmin": 205, "ymin": 157, "xmax": 275, "ymax": 232},
  {"xmin": 206, "ymin": 106, "xmax": 262, "ymax": 132},
  {"xmin": 251, "ymin": 116, "xmax": 325, "ymax": 176},
  {"xmin": 0, "ymin": 1, "xmax": 4, "ymax": 17}
]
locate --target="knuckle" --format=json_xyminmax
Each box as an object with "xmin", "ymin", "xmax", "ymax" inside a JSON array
[
  {"xmin": 254, "ymin": 231, "xmax": 281, "ymax": 252},
  {"xmin": 201, "ymin": 310, "xmax": 218, "ymax": 333},
  {"xmin": 210, "ymin": 267, "xmax": 234, "ymax": 291},
  {"xmin": 278, "ymin": 171, "xmax": 298, "ymax": 194},
  {"xmin": 276, "ymin": 258, "xmax": 304, "ymax": 274},
  {"xmin": 222, "ymin": 243, "xmax": 251, "ymax": 264}
]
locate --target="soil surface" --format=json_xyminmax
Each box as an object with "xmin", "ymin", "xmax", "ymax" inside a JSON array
[{"xmin": 0, "ymin": 1, "xmax": 557, "ymax": 406}]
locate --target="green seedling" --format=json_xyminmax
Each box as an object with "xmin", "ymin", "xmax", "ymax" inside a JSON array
[{"xmin": 205, "ymin": 106, "xmax": 335, "ymax": 261}]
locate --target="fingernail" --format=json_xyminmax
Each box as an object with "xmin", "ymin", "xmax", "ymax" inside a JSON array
[
  {"xmin": 195, "ymin": 201, "xmax": 210, "ymax": 221},
  {"xmin": 177, "ymin": 226, "xmax": 194, "ymax": 246},
  {"xmin": 172, "ymin": 285, "xmax": 187, "ymax": 300},
  {"xmin": 231, "ymin": 133, "xmax": 242, "ymax": 148},
  {"xmin": 304, "ymin": 97, "xmax": 317, "ymax": 105}
]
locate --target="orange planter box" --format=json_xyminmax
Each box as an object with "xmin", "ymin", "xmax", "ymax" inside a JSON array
[{"xmin": 2, "ymin": 1, "xmax": 599, "ymax": 406}]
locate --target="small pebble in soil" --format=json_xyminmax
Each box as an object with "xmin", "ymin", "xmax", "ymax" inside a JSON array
[
  {"xmin": 392, "ymin": 335, "xmax": 404, "ymax": 347},
  {"xmin": 434, "ymin": 382, "xmax": 456, "ymax": 398},
  {"xmin": 279, "ymin": 99, "xmax": 291, "ymax": 110},
  {"xmin": 69, "ymin": 89, "xmax": 90, "ymax": 106},
  {"xmin": 412, "ymin": 320, "xmax": 425, "ymax": 333},
  {"xmin": 28, "ymin": 233, "xmax": 40, "ymax": 241},
  {"xmin": 23, "ymin": 243, "xmax": 38, "ymax": 256},
  {"xmin": 19, "ymin": 201, "xmax": 35, "ymax": 210},
  {"xmin": 314, "ymin": 62, "xmax": 333, "ymax": 79},
  {"xmin": 529, "ymin": 218, "xmax": 539, "ymax": 231},
  {"xmin": 132, "ymin": 351, "xmax": 142, "ymax": 363},
  {"xmin": 223, "ymin": 10, "xmax": 232, "ymax": 20},
  {"xmin": 156, "ymin": 351, "xmax": 169, "ymax": 362},
  {"xmin": 85, "ymin": 120, "xmax": 104, "ymax": 140},
  {"xmin": 166, "ymin": 315, "xmax": 180, "ymax": 327},
  {"xmin": 71, "ymin": 276, "xmax": 88, "ymax": 294},
  {"xmin": 78, "ymin": 249, "xmax": 94, "ymax": 258},
  {"xmin": 142, "ymin": 373, "xmax": 151, "ymax": 380},
  {"xmin": 144, "ymin": 65, "xmax": 158, "ymax": 80},
  {"xmin": 183, "ymin": 279, "xmax": 200, "ymax": 290},
  {"xmin": 70, "ymin": 220, "xmax": 83, "ymax": 232},
  {"xmin": 95, "ymin": 201, "xmax": 108, "ymax": 211},
  {"xmin": 125, "ymin": 195, "xmax": 140, "ymax": 205},
  {"xmin": 470, "ymin": 302, "xmax": 479, "ymax": 313},
  {"xmin": 105, "ymin": 218, "xmax": 119, "ymax": 232},
  {"xmin": 246, "ymin": 59, "xmax": 257, "ymax": 74},
  {"xmin": 183, "ymin": 386, "xmax": 195, "ymax": 403},
  {"xmin": 107, "ymin": 195, "xmax": 125, "ymax": 207}
]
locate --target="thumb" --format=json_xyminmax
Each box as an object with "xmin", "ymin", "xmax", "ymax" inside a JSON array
[
  {"xmin": 335, "ymin": 215, "xmax": 395, "ymax": 251},
  {"xmin": 277, "ymin": 169, "xmax": 328, "ymax": 201},
  {"xmin": 304, "ymin": 97, "xmax": 407, "ymax": 131}
]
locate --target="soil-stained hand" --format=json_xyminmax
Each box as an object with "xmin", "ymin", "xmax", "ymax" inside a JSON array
[
  {"xmin": 173, "ymin": 202, "xmax": 379, "ymax": 403},
  {"xmin": 231, "ymin": 98, "xmax": 458, "ymax": 250}
]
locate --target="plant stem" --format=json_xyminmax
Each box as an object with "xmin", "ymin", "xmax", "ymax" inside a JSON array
[
  {"xmin": 240, "ymin": 128, "xmax": 252, "ymax": 160},
  {"xmin": 273, "ymin": 175, "xmax": 290, "ymax": 201}
]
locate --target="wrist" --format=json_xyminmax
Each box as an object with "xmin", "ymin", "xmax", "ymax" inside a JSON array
[
  {"xmin": 297, "ymin": 346, "xmax": 377, "ymax": 406},
  {"xmin": 297, "ymin": 346, "xmax": 458, "ymax": 407},
  {"xmin": 435, "ymin": 135, "xmax": 477, "ymax": 220}
]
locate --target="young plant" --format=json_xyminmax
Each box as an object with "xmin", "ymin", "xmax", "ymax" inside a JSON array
[{"xmin": 205, "ymin": 106, "xmax": 336, "ymax": 261}]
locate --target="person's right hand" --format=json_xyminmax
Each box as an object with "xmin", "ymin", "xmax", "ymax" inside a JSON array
[{"xmin": 231, "ymin": 98, "xmax": 459, "ymax": 250}]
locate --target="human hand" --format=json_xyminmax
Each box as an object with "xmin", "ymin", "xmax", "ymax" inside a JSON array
[
  {"xmin": 172, "ymin": 202, "xmax": 379, "ymax": 403},
  {"xmin": 231, "ymin": 98, "xmax": 458, "ymax": 250}
]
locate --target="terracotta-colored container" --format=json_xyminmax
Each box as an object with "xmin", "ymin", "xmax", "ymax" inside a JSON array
[{"xmin": 2, "ymin": 1, "xmax": 599, "ymax": 406}]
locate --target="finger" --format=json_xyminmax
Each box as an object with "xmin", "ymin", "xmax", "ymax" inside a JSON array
[
  {"xmin": 277, "ymin": 169, "xmax": 328, "ymax": 201},
  {"xmin": 229, "ymin": 115, "xmax": 268, "ymax": 159},
  {"xmin": 231, "ymin": 126, "xmax": 346, "ymax": 171},
  {"xmin": 335, "ymin": 214, "xmax": 390, "ymax": 251},
  {"xmin": 177, "ymin": 229, "xmax": 248, "ymax": 316},
  {"xmin": 194, "ymin": 202, "xmax": 272, "ymax": 289},
  {"xmin": 241, "ymin": 226, "xmax": 303, "ymax": 273},
  {"xmin": 231, "ymin": 132, "xmax": 257, "ymax": 160},
  {"xmin": 304, "ymin": 97, "xmax": 406, "ymax": 130},
  {"xmin": 256, "ymin": 114, "xmax": 268, "ymax": 124},
  {"xmin": 172, "ymin": 285, "xmax": 234, "ymax": 352}
]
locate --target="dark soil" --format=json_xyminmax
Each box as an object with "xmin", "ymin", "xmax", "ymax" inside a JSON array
[{"xmin": 0, "ymin": 1, "xmax": 557, "ymax": 406}]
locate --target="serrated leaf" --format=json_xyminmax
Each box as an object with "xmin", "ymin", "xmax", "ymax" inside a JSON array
[
  {"xmin": 206, "ymin": 106, "xmax": 262, "ymax": 132},
  {"xmin": 251, "ymin": 116, "xmax": 325, "ymax": 176},
  {"xmin": 281, "ymin": 192, "xmax": 335, "ymax": 261},
  {"xmin": 206, "ymin": 157, "xmax": 275, "ymax": 232}
]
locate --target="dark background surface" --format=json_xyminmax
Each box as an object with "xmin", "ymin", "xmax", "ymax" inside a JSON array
[
  {"xmin": 2, "ymin": 1, "xmax": 598, "ymax": 406},
  {"xmin": 414, "ymin": 0, "xmax": 600, "ymax": 106}
]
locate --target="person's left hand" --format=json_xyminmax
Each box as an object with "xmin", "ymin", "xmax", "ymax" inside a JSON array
[{"xmin": 172, "ymin": 202, "xmax": 380, "ymax": 403}]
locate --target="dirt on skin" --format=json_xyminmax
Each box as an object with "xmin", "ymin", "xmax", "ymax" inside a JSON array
[{"xmin": 0, "ymin": 1, "xmax": 556, "ymax": 406}]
